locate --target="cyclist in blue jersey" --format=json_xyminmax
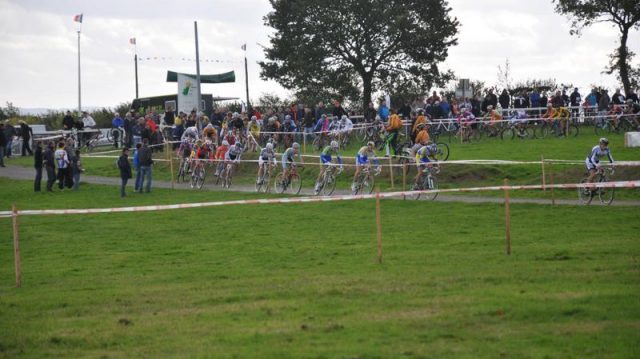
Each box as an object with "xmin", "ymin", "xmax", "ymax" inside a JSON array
[
  {"xmin": 585, "ymin": 138, "xmax": 614, "ymax": 189},
  {"xmin": 314, "ymin": 140, "xmax": 343, "ymax": 194},
  {"xmin": 413, "ymin": 143, "xmax": 439, "ymax": 189},
  {"xmin": 352, "ymin": 141, "xmax": 380, "ymax": 191}
]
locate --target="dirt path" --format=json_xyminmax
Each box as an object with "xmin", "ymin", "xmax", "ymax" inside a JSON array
[{"xmin": 1, "ymin": 164, "xmax": 638, "ymax": 206}]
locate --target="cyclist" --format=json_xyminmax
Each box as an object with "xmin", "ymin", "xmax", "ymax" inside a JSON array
[
  {"xmin": 553, "ymin": 106, "xmax": 571, "ymax": 136},
  {"xmin": 413, "ymin": 143, "xmax": 439, "ymax": 189},
  {"xmin": 585, "ymin": 137, "xmax": 614, "ymax": 190},
  {"xmin": 177, "ymin": 138, "xmax": 194, "ymax": 167},
  {"xmin": 339, "ymin": 115, "xmax": 353, "ymax": 136},
  {"xmin": 384, "ymin": 109, "xmax": 403, "ymax": 156},
  {"xmin": 223, "ymin": 130, "xmax": 236, "ymax": 146},
  {"xmin": 541, "ymin": 103, "xmax": 557, "ymax": 124},
  {"xmin": 248, "ymin": 116, "xmax": 261, "ymax": 151},
  {"xmin": 484, "ymin": 105, "xmax": 502, "ymax": 136},
  {"xmin": 607, "ymin": 105, "xmax": 624, "ymax": 129},
  {"xmin": 410, "ymin": 123, "xmax": 430, "ymax": 155},
  {"xmin": 314, "ymin": 140, "xmax": 343, "ymax": 194},
  {"xmin": 281, "ymin": 114, "xmax": 297, "ymax": 147},
  {"xmin": 352, "ymin": 141, "xmax": 380, "ymax": 191},
  {"xmin": 214, "ymin": 140, "xmax": 229, "ymax": 176},
  {"xmin": 412, "ymin": 109, "xmax": 429, "ymax": 141},
  {"xmin": 281, "ymin": 142, "xmax": 302, "ymax": 181},
  {"xmin": 508, "ymin": 110, "xmax": 528, "ymax": 136},
  {"xmin": 223, "ymin": 142, "xmax": 243, "ymax": 179},
  {"xmin": 202, "ymin": 123, "xmax": 218, "ymax": 145},
  {"xmin": 256, "ymin": 142, "xmax": 277, "ymax": 185},
  {"xmin": 181, "ymin": 125, "xmax": 199, "ymax": 142}
]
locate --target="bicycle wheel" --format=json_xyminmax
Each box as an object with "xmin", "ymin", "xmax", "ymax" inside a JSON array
[
  {"xmin": 224, "ymin": 166, "xmax": 233, "ymax": 188},
  {"xmin": 423, "ymin": 175, "xmax": 438, "ymax": 201},
  {"xmin": 593, "ymin": 122, "xmax": 610, "ymax": 136},
  {"xmin": 288, "ymin": 174, "xmax": 302, "ymax": 195},
  {"xmin": 470, "ymin": 128, "xmax": 481, "ymax": 142},
  {"xmin": 435, "ymin": 142, "xmax": 450, "ymax": 161},
  {"xmin": 322, "ymin": 173, "xmax": 337, "ymax": 196},
  {"xmin": 107, "ymin": 129, "xmax": 114, "ymax": 142},
  {"xmin": 597, "ymin": 177, "xmax": 614, "ymax": 205},
  {"xmin": 274, "ymin": 172, "xmax": 287, "ymax": 193},
  {"xmin": 361, "ymin": 174, "xmax": 374, "ymax": 194},
  {"xmin": 195, "ymin": 166, "xmax": 206, "ymax": 189},
  {"xmin": 190, "ymin": 170, "xmax": 198, "ymax": 189},
  {"xmin": 521, "ymin": 127, "xmax": 534, "ymax": 139},
  {"xmin": 177, "ymin": 160, "xmax": 186, "ymax": 183},
  {"xmin": 501, "ymin": 128, "xmax": 515, "ymax": 140},
  {"xmin": 535, "ymin": 123, "xmax": 549, "ymax": 139},
  {"xmin": 578, "ymin": 177, "xmax": 594, "ymax": 205},
  {"xmin": 568, "ymin": 124, "xmax": 579, "ymax": 137}
]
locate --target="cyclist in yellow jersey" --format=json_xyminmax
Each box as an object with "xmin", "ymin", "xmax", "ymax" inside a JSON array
[{"xmin": 554, "ymin": 107, "xmax": 571, "ymax": 136}]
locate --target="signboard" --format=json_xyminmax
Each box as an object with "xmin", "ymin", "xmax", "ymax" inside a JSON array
[{"xmin": 177, "ymin": 73, "xmax": 199, "ymax": 114}]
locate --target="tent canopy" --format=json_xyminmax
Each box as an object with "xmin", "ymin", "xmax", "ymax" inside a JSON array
[{"xmin": 166, "ymin": 70, "xmax": 235, "ymax": 84}]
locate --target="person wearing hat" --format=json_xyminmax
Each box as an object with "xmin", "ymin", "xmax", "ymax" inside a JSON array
[{"xmin": 19, "ymin": 120, "xmax": 33, "ymax": 156}]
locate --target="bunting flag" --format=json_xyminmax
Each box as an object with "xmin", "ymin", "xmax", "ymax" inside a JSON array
[
  {"xmin": 129, "ymin": 37, "xmax": 136, "ymax": 45},
  {"xmin": 241, "ymin": 43, "xmax": 246, "ymax": 51},
  {"xmin": 73, "ymin": 14, "xmax": 83, "ymax": 23}
]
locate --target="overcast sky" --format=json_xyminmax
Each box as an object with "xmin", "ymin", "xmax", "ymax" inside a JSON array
[{"xmin": 0, "ymin": 0, "xmax": 638, "ymax": 111}]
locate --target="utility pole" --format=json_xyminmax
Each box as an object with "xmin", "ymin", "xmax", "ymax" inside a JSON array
[
  {"xmin": 194, "ymin": 21, "xmax": 202, "ymax": 112},
  {"xmin": 77, "ymin": 30, "xmax": 82, "ymax": 112}
]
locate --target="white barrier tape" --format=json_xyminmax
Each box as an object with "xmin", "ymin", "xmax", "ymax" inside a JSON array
[{"xmin": 1, "ymin": 180, "xmax": 637, "ymax": 218}]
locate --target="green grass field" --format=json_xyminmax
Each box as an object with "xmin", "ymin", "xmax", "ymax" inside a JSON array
[{"xmin": 0, "ymin": 179, "xmax": 639, "ymax": 358}]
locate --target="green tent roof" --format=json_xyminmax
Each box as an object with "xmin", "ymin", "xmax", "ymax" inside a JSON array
[{"xmin": 166, "ymin": 70, "xmax": 235, "ymax": 84}]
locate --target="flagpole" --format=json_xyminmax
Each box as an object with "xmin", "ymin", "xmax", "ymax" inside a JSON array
[
  {"xmin": 194, "ymin": 21, "xmax": 202, "ymax": 113},
  {"xmin": 77, "ymin": 29, "xmax": 81, "ymax": 112},
  {"xmin": 134, "ymin": 44, "xmax": 139, "ymax": 99},
  {"xmin": 244, "ymin": 45, "xmax": 250, "ymax": 114}
]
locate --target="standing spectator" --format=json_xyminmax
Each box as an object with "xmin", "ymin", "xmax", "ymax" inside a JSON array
[
  {"xmin": 487, "ymin": 89, "xmax": 498, "ymax": 109},
  {"xmin": 364, "ymin": 102, "xmax": 377, "ymax": 122},
  {"xmin": 62, "ymin": 110, "xmax": 75, "ymax": 130},
  {"xmin": 81, "ymin": 111, "xmax": 96, "ymax": 128},
  {"xmin": 54, "ymin": 141, "xmax": 70, "ymax": 190},
  {"xmin": 138, "ymin": 139, "xmax": 153, "ymax": 193},
  {"xmin": 34, "ymin": 141, "xmax": 43, "ymax": 191},
  {"xmin": 598, "ymin": 89, "xmax": 611, "ymax": 123},
  {"xmin": 540, "ymin": 91, "xmax": 548, "ymax": 108},
  {"xmin": 163, "ymin": 106, "xmax": 175, "ymax": 126},
  {"xmin": 612, "ymin": 89, "xmax": 625, "ymax": 104},
  {"xmin": 586, "ymin": 89, "xmax": 598, "ymax": 107},
  {"xmin": 71, "ymin": 150, "xmax": 83, "ymax": 191},
  {"xmin": 0, "ymin": 123, "xmax": 6, "ymax": 167},
  {"xmin": 378, "ymin": 100, "xmax": 389, "ymax": 121},
  {"xmin": 111, "ymin": 112, "xmax": 124, "ymax": 148},
  {"xmin": 302, "ymin": 108, "xmax": 315, "ymax": 143},
  {"xmin": 43, "ymin": 142, "xmax": 56, "ymax": 191},
  {"xmin": 19, "ymin": 121, "xmax": 33, "ymax": 156},
  {"xmin": 551, "ymin": 91, "xmax": 564, "ymax": 108},
  {"xmin": 332, "ymin": 100, "xmax": 348, "ymax": 119},
  {"xmin": 627, "ymin": 89, "xmax": 639, "ymax": 104},
  {"xmin": 124, "ymin": 110, "xmax": 134, "ymax": 148},
  {"xmin": 561, "ymin": 90, "xmax": 570, "ymax": 106},
  {"xmin": 529, "ymin": 89, "xmax": 541, "ymax": 110},
  {"xmin": 399, "ymin": 101, "xmax": 412, "ymax": 120},
  {"xmin": 315, "ymin": 101, "xmax": 328, "ymax": 120},
  {"xmin": 513, "ymin": 92, "xmax": 527, "ymax": 109},
  {"xmin": 117, "ymin": 148, "xmax": 132, "ymax": 197},
  {"xmin": 471, "ymin": 94, "xmax": 482, "ymax": 117},
  {"xmin": 3, "ymin": 120, "xmax": 14, "ymax": 158},
  {"xmin": 133, "ymin": 142, "xmax": 142, "ymax": 192},
  {"xmin": 498, "ymin": 89, "xmax": 510, "ymax": 112},
  {"xmin": 569, "ymin": 88, "xmax": 582, "ymax": 118},
  {"xmin": 439, "ymin": 98, "xmax": 451, "ymax": 118}
]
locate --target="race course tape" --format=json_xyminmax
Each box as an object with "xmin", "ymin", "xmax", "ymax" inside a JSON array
[{"xmin": 1, "ymin": 180, "xmax": 637, "ymax": 218}]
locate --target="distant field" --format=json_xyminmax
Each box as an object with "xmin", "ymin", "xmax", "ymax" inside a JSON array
[{"xmin": 0, "ymin": 179, "xmax": 639, "ymax": 358}]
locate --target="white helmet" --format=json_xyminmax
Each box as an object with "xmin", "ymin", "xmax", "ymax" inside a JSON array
[
  {"xmin": 292, "ymin": 142, "xmax": 300, "ymax": 149},
  {"xmin": 367, "ymin": 141, "xmax": 375, "ymax": 148},
  {"xmin": 266, "ymin": 143, "xmax": 273, "ymax": 151},
  {"xmin": 222, "ymin": 140, "xmax": 229, "ymax": 147},
  {"xmin": 330, "ymin": 140, "xmax": 338, "ymax": 149},
  {"xmin": 341, "ymin": 115, "xmax": 348, "ymax": 121}
]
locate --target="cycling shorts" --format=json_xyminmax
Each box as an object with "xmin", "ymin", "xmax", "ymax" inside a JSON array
[
  {"xmin": 356, "ymin": 154, "xmax": 369, "ymax": 166},
  {"xmin": 415, "ymin": 156, "xmax": 430, "ymax": 168},
  {"xmin": 281, "ymin": 156, "xmax": 293, "ymax": 170},
  {"xmin": 585, "ymin": 158, "xmax": 597, "ymax": 171},
  {"xmin": 320, "ymin": 154, "xmax": 332, "ymax": 165},
  {"xmin": 258, "ymin": 157, "xmax": 274, "ymax": 167}
]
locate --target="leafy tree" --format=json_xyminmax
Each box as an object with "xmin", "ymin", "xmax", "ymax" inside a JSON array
[
  {"xmin": 553, "ymin": 0, "xmax": 640, "ymax": 95},
  {"xmin": 260, "ymin": 0, "xmax": 459, "ymax": 111}
]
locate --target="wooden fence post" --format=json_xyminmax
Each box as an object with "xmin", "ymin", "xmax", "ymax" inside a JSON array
[
  {"xmin": 12, "ymin": 204, "xmax": 21, "ymax": 288},
  {"xmin": 169, "ymin": 154, "xmax": 175, "ymax": 190},
  {"xmin": 388, "ymin": 157, "xmax": 394, "ymax": 189},
  {"xmin": 541, "ymin": 154, "xmax": 546, "ymax": 192},
  {"xmin": 549, "ymin": 163, "xmax": 555, "ymax": 205},
  {"xmin": 402, "ymin": 163, "xmax": 407, "ymax": 199},
  {"xmin": 504, "ymin": 179, "xmax": 511, "ymax": 256},
  {"xmin": 376, "ymin": 189, "xmax": 382, "ymax": 264}
]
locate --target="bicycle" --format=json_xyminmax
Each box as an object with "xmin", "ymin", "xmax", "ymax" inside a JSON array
[
  {"xmin": 536, "ymin": 119, "xmax": 579, "ymax": 138},
  {"xmin": 274, "ymin": 164, "xmax": 303, "ymax": 194},
  {"xmin": 594, "ymin": 116, "xmax": 625, "ymax": 135},
  {"xmin": 176, "ymin": 156, "xmax": 192, "ymax": 183},
  {"xmin": 450, "ymin": 121, "xmax": 481, "ymax": 143},
  {"xmin": 351, "ymin": 165, "xmax": 378, "ymax": 195},
  {"xmin": 221, "ymin": 161, "xmax": 237, "ymax": 189},
  {"xmin": 190, "ymin": 160, "xmax": 207, "ymax": 189},
  {"xmin": 501, "ymin": 122, "xmax": 534, "ymax": 140},
  {"xmin": 578, "ymin": 167, "xmax": 615, "ymax": 205},
  {"xmin": 407, "ymin": 166, "xmax": 439, "ymax": 201},
  {"xmin": 314, "ymin": 164, "xmax": 341, "ymax": 196},
  {"xmin": 255, "ymin": 162, "xmax": 275, "ymax": 193}
]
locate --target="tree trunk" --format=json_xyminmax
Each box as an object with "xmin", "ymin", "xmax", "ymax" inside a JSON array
[
  {"xmin": 618, "ymin": 27, "xmax": 631, "ymax": 96},
  {"xmin": 361, "ymin": 72, "xmax": 373, "ymax": 113}
]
